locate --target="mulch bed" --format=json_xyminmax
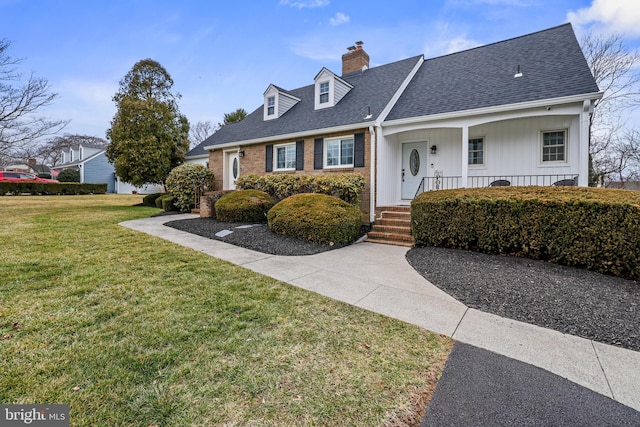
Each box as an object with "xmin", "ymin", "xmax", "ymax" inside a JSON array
[
  {"xmin": 164, "ymin": 217, "xmax": 356, "ymax": 256},
  {"xmin": 406, "ymin": 246, "xmax": 639, "ymax": 352}
]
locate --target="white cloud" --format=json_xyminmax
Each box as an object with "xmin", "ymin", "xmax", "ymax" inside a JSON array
[
  {"xmin": 329, "ymin": 12, "xmax": 349, "ymax": 26},
  {"xmin": 445, "ymin": 36, "xmax": 480, "ymax": 54},
  {"xmin": 568, "ymin": 0, "xmax": 640, "ymax": 37},
  {"xmin": 279, "ymin": 0, "xmax": 329, "ymax": 8}
]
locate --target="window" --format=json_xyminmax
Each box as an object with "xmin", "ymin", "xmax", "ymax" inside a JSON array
[
  {"xmin": 542, "ymin": 130, "xmax": 566, "ymax": 162},
  {"xmin": 319, "ymin": 81, "xmax": 329, "ymax": 104},
  {"xmin": 267, "ymin": 96, "xmax": 275, "ymax": 116},
  {"xmin": 468, "ymin": 137, "xmax": 484, "ymax": 165},
  {"xmin": 275, "ymin": 143, "xmax": 296, "ymax": 170},
  {"xmin": 325, "ymin": 137, "xmax": 354, "ymax": 167}
]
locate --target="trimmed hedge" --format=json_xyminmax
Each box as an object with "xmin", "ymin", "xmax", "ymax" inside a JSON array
[
  {"xmin": 235, "ymin": 173, "xmax": 366, "ymax": 205},
  {"xmin": 0, "ymin": 181, "xmax": 107, "ymax": 195},
  {"xmin": 215, "ymin": 190, "xmax": 276, "ymax": 222},
  {"xmin": 57, "ymin": 168, "xmax": 81, "ymax": 182},
  {"xmin": 268, "ymin": 193, "xmax": 362, "ymax": 245},
  {"xmin": 155, "ymin": 194, "xmax": 175, "ymax": 211},
  {"xmin": 142, "ymin": 193, "xmax": 163, "ymax": 207},
  {"xmin": 411, "ymin": 186, "xmax": 640, "ymax": 280},
  {"xmin": 161, "ymin": 196, "xmax": 176, "ymax": 212}
]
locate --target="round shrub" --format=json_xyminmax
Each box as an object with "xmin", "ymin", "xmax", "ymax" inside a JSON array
[
  {"xmin": 268, "ymin": 193, "xmax": 362, "ymax": 245},
  {"xmin": 57, "ymin": 168, "xmax": 80, "ymax": 182},
  {"xmin": 165, "ymin": 163, "xmax": 215, "ymax": 212},
  {"xmin": 215, "ymin": 190, "xmax": 276, "ymax": 222}
]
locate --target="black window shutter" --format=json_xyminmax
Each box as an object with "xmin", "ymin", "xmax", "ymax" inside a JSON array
[
  {"xmin": 265, "ymin": 144, "xmax": 273, "ymax": 172},
  {"xmin": 314, "ymin": 138, "xmax": 324, "ymax": 170},
  {"xmin": 296, "ymin": 140, "xmax": 304, "ymax": 170},
  {"xmin": 354, "ymin": 132, "xmax": 365, "ymax": 167}
]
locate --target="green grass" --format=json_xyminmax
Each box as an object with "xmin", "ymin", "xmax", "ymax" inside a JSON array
[{"xmin": 0, "ymin": 195, "xmax": 452, "ymax": 426}]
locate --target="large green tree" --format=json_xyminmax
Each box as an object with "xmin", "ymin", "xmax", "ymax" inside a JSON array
[{"xmin": 106, "ymin": 59, "xmax": 189, "ymax": 186}]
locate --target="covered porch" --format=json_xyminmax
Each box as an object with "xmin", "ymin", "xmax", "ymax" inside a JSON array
[{"xmin": 375, "ymin": 97, "xmax": 593, "ymax": 206}]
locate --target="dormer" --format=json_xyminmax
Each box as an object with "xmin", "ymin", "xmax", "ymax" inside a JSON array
[
  {"xmin": 314, "ymin": 67, "xmax": 353, "ymax": 110},
  {"xmin": 263, "ymin": 84, "xmax": 300, "ymax": 121}
]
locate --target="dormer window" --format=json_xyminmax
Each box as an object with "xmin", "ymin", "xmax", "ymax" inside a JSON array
[
  {"xmin": 314, "ymin": 67, "xmax": 353, "ymax": 111},
  {"xmin": 263, "ymin": 84, "xmax": 300, "ymax": 121},
  {"xmin": 267, "ymin": 96, "xmax": 275, "ymax": 116},
  {"xmin": 319, "ymin": 82, "xmax": 329, "ymax": 104}
]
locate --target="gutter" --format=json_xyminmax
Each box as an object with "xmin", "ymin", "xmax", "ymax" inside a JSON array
[
  {"xmin": 369, "ymin": 125, "xmax": 376, "ymax": 223},
  {"xmin": 203, "ymin": 121, "xmax": 376, "ymax": 151},
  {"xmin": 382, "ymin": 91, "xmax": 605, "ymax": 128}
]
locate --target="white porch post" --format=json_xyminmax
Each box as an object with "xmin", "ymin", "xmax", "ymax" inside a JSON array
[
  {"xmin": 579, "ymin": 100, "xmax": 593, "ymax": 187},
  {"xmin": 461, "ymin": 126, "xmax": 469, "ymax": 188}
]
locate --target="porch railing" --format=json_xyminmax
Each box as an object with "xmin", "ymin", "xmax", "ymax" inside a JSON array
[{"xmin": 415, "ymin": 174, "xmax": 578, "ymax": 198}]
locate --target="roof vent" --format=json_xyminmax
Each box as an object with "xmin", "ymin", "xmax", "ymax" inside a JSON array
[{"xmin": 514, "ymin": 64, "xmax": 523, "ymax": 78}]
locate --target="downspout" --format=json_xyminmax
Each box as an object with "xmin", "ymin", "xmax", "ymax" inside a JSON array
[{"xmin": 369, "ymin": 125, "xmax": 376, "ymax": 223}]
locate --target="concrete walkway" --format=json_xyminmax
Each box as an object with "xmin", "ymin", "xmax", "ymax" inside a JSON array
[{"xmin": 120, "ymin": 214, "xmax": 640, "ymax": 413}]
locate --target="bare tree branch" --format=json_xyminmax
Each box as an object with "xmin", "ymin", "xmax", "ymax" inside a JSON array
[
  {"xmin": 0, "ymin": 39, "xmax": 68, "ymax": 162},
  {"xmin": 189, "ymin": 120, "xmax": 218, "ymax": 148}
]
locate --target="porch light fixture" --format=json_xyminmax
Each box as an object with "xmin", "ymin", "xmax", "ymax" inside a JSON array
[
  {"xmin": 238, "ymin": 150, "xmax": 245, "ymax": 158},
  {"xmin": 430, "ymin": 145, "xmax": 437, "ymax": 155}
]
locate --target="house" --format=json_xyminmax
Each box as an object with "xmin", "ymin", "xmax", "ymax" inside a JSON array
[
  {"xmin": 184, "ymin": 143, "xmax": 210, "ymax": 167},
  {"xmin": 195, "ymin": 24, "xmax": 601, "ymax": 228},
  {"xmin": 52, "ymin": 143, "xmax": 163, "ymax": 194},
  {"xmin": 4, "ymin": 159, "xmax": 52, "ymax": 176}
]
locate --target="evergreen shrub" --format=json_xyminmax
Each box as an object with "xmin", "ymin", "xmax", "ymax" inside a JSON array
[
  {"xmin": 165, "ymin": 163, "xmax": 215, "ymax": 212},
  {"xmin": 236, "ymin": 173, "xmax": 365, "ymax": 205},
  {"xmin": 215, "ymin": 190, "xmax": 276, "ymax": 222},
  {"xmin": 411, "ymin": 186, "xmax": 640, "ymax": 279},
  {"xmin": 268, "ymin": 193, "xmax": 362, "ymax": 245}
]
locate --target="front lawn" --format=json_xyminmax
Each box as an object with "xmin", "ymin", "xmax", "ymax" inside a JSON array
[{"xmin": 0, "ymin": 195, "xmax": 451, "ymax": 426}]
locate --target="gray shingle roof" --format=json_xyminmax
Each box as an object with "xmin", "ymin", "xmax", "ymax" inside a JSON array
[
  {"xmin": 187, "ymin": 23, "xmax": 598, "ymax": 155},
  {"xmin": 386, "ymin": 23, "xmax": 599, "ymax": 121},
  {"xmin": 194, "ymin": 55, "xmax": 422, "ymax": 150}
]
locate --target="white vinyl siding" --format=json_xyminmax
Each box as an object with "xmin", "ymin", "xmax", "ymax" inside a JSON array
[{"xmin": 278, "ymin": 93, "xmax": 299, "ymax": 116}]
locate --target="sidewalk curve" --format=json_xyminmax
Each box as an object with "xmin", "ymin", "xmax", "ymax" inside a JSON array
[{"xmin": 120, "ymin": 214, "xmax": 640, "ymax": 415}]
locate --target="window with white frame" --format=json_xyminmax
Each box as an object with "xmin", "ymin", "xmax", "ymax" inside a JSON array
[
  {"xmin": 275, "ymin": 143, "xmax": 296, "ymax": 170},
  {"xmin": 267, "ymin": 96, "xmax": 275, "ymax": 116},
  {"xmin": 319, "ymin": 81, "xmax": 329, "ymax": 104},
  {"xmin": 468, "ymin": 137, "xmax": 484, "ymax": 165},
  {"xmin": 542, "ymin": 130, "xmax": 566, "ymax": 162},
  {"xmin": 325, "ymin": 137, "xmax": 354, "ymax": 167}
]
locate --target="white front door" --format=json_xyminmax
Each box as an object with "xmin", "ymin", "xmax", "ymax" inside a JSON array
[
  {"xmin": 226, "ymin": 151, "xmax": 239, "ymax": 190},
  {"xmin": 401, "ymin": 142, "xmax": 427, "ymax": 199}
]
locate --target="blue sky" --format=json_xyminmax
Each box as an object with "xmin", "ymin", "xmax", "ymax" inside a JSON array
[{"xmin": 2, "ymin": 0, "xmax": 639, "ymax": 140}]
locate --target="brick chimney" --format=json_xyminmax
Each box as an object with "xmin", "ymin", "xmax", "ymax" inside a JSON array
[
  {"xmin": 342, "ymin": 41, "xmax": 369, "ymax": 75},
  {"xmin": 27, "ymin": 158, "xmax": 37, "ymax": 167}
]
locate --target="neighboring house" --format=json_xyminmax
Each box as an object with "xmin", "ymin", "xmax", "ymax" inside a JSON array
[
  {"xmin": 194, "ymin": 24, "xmax": 601, "ymax": 224},
  {"xmin": 52, "ymin": 143, "xmax": 163, "ymax": 194},
  {"xmin": 184, "ymin": 143, "xmax": 210, "ymax": 167},
  {"xmin": 5, "ymin": 159, "xmax": 52, "ymax": 176}
]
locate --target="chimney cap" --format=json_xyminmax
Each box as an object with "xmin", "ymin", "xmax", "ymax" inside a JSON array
[{"xmin": 347, "ymin": 45, "xmax": 356, "ymax": 51}]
